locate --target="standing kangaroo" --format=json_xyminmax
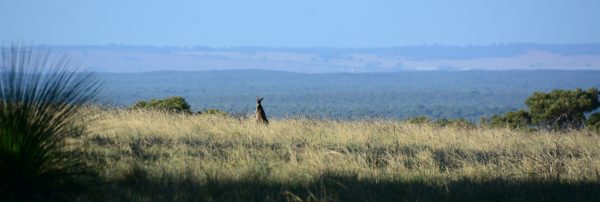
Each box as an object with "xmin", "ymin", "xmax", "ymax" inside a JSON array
[{"xmin": 255, "ymin": 97, "xmax": 269, "ymax": 125}]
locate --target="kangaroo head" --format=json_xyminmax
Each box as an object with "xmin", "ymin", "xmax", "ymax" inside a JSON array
[{"xmin": 256, "ymin": 97, "xmax": 264, "ymax": 105}]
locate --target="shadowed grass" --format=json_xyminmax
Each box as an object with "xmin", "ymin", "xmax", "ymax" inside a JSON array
[{"xmin": 78, "ymin": 167, "xmax": 600, "ymax": 201}]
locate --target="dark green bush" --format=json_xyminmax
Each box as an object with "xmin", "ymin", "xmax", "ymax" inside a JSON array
[
  {"xmin": 131, "ymin": 96, "xmax": 192, "ymax": 114},
  {"xmin": 485, "ymin": 88, "xmax": 600, "ymax": 131},
  {"xmin": 587, "ymin": 112, "xmax": 600, "ymax": 132},
  {"xmin": 0, "ymin": 45, "xmax": 101, "ymax": 201},
  {"xmin": 489, "ymin": 110, "xmax": 532, "ymax": 130},
  {"xmin": 525, "ymin": 88, "xmax": 599, "ymax": 130}
]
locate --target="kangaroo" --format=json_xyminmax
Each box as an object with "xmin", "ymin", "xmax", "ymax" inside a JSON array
[{"xmin": 255, "ymin": 97, "xmax": 269, "ymax": 125}]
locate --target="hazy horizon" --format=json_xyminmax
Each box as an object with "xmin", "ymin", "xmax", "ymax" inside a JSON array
[
  {"xmin": 30, "ymin": 42, "xmax": 600, "ymax": 49},
  {"xmin": 2, "ymin": 1, "xmax": 600, "ymax": 72}
]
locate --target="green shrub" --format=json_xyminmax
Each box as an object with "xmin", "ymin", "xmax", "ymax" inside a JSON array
[
  {"xmin": 525, "ymin": 88, "xmax": 599, "ymax": 130},
  {"xmin": 198, "ymin": 108, "xmax": 228, "ymax": 116},
  {"xmin": 489, "ymin": 110, "xmax": 532, "ymax": 130},
  {"xmin": 131, "ymin": 96, "xmax": 192, "ymax": 114},
  {"xmin": 0, "ymin": 45, "xmax": 101, "ymax": 201},
  {"xmin": 485, "ymin": 88, "xmax": 600, "ymax": 131},
  {"xmin": 586, "ymin": 112, "xmax": 600, "ymax": 132}
]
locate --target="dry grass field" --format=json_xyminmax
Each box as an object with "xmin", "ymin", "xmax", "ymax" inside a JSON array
[{"xmin": 73, "ymin": 108, "xmax": 600, "ymax": 201}]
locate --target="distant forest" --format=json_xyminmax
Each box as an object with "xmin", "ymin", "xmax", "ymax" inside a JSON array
[{"xmin": 99, "ymin": 70, "xmax": 600, "ymax": 121}]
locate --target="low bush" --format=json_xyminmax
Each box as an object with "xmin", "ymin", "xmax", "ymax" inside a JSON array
[
  {"xmin": 489, "ymin": 110, "xmax": 532, "ymax": 130},
  {"xmin": 131, "ymin": 96, "xmax": 192, "ymax": 114}
]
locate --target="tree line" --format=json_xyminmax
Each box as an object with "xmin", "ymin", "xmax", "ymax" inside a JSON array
[{"xmin": 129, "ymin": 88, "xmax": 600, "ymax": 132}]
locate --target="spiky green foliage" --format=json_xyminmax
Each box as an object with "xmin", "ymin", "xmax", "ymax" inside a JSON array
[
  {"xmin": 0, "ymin": 45, "xmax": 101, "ymax": 201},
  {"xmin": 131, "ymin": 96, "xmax": 192, "ymax": 114},
  {"xmin": 525, "ymin": 88, "xmax": 599, "ymax": 130}
]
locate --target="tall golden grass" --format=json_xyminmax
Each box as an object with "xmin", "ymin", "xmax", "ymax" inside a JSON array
[{"xmin": 76, "ymin": 108, "xmax": 600, "ymax": 201}]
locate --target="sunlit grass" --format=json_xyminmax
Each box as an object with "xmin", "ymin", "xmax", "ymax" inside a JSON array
[{"xmin": 73, "ymin": 108, "xmax": 600, "ymax": 201}]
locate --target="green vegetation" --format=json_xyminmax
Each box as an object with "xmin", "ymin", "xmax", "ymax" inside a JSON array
[
  {"xmin": 131, "ymin": 97, "xmax": 229, "ymax": 116},
  {"xmin": 0, "ymin": 45, "xmax": 101, "ymax": 201},
  {"xmin": 489, "ymin": 110, "xmax": 532, "ymax": 130},
  {"xmin": 587, "ymin": 112, "xmax": 600, "ymax": 132},
  {"xmin": 405, "ymin": 116, "xmax": 475, "ymax": 129},
  {"xmin": 483, "ymin": 88, "xmax": 600, "ymax": 131},
  {"xmin": 526, "ymin": 88, "xmax": 599, "ymax": 130},
  {"xmin": 131, "ymin": 96, "xmax": 192, "ymax": 114}
]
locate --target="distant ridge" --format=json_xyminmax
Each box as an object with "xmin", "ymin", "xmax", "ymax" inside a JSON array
[
  {"xmin": 28, "ymin": 44, "xmax": 600, "ymax": 73},
  {"xmin": 45, "ymin": 43, "xmax": 600, "ymax": 59}
]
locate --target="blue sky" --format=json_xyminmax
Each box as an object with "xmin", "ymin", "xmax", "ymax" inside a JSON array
[{"xmin": 1, "ymin": 0, "xmax": 599, "ymax": 47}]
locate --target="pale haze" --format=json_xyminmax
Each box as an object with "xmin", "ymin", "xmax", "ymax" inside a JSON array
[{"xmin": 1, "ymin": 0, "xmax": 599, "ymax": 47}]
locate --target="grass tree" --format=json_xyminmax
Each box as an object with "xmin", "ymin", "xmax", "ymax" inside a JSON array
[{"xmin": 0, "ymin": 45, "xmax": 101, "ymax": 201}]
